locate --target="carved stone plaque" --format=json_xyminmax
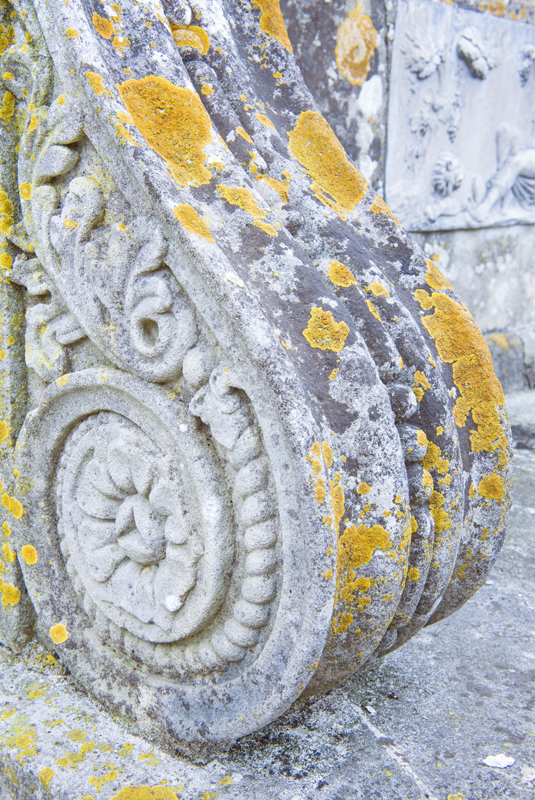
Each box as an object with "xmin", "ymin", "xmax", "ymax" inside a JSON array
[{"xmin": 386, "ymin": 0, "xmax": 535, "ymax": 231}]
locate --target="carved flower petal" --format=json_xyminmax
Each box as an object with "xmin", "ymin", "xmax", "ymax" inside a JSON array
[
  {"xmin": 131, "ymin": 495, "xmax": 166, "ymax": 551},
  {"xmin": 115, "ymin": 496, "xmax": 135, "ymax": 537},
  {"xmin": 35, "ymin": 144, "xmax": 80, "ymax": 182},
  {"xmin": 117, "ymin": 529, "xmax": 165, "ymax": 565},
  {"xmin": 131, "ymin": 457, "xmax": 153, "ymax": 497},
  {"xmin": 110, "ymin": 560, "xmax": 156, "ymax": 623},
  {"xmin": 164, "ymin": 514, "xmax": 188, "ymax": 545},
  {"xmin": 107, "ymin": 442, "xmax": 135, "ymax": 493},
  {"xmin": 77, "ymin": 481, "xmax": 122, "ymax": 520},
  {"xmin": 86, "ymin": 458, "xmax": 124, "ymax": 501},
  {"xmin": 82, "ymin": 542, "xmax": 126, "ymax": 583}
]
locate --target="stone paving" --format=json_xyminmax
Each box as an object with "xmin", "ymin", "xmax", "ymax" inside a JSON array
[{"xmin": 0, "ymin": 448, "xmax": 532, "ymax": 800}]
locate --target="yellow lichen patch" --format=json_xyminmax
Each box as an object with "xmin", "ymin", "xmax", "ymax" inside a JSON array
[
  {"xmin": 478, "ymin": 473, "xmax": 505, "ymax": 502},
  {"xmin": 315, "ymin": 477, "xmax": 326, "ymax": 503},
  {"xmin": 0, "ymin": 421, "xmax": 8, "ymax": 442},
  {"xmin": 216, "ymin": 184, "xmax": 267, "ymax": 218},
  {"xmin": 115, "ymin": 121, "xmax": 142, "ymax": 148},
  {"xmin": 423, "ymin": 441, "xmax": 449, "ymax": 475},
  {"xmin": 112, "ymin": 33, "xmax": 130, "ymax": 54},
  {"xmin": 173, "ymin": 204, "xmax": 214, "ymax": 243},
  {"xmin": 0, "ymin": 23, "xmax": 15, "ymax": 56},
  {"xmin": 253, "ymin": 220, "xmax": 278, "ymax": 236},
  {"xmin": 369, "ymin": 281, "xmax": 390, "ymax": 297},
  {"xmin": 86, "ymin": 72, "xmax": 113, "ymax": 97},
  {"xmin": 117, "ymin": 77, "xmax": 212, "ymax": 187},
  {"xmin": 329, "ymin": 367, "xmax": 339, "ymax": 380},
  {"xmin": 2, "ymin": 521, "xmax": 10, "ymax": 537},
  {"xmin": 201, "ymin": 83, "xmax": 214, "ymax": 96},
  {"xmin": 0, "ymin": 252, "xmax": 12, "ymax": 270},
  {"xmin": 0, "ymin": 580, "xmax": 20, "ymax": 607},
  {"xmin": 49, "ymin": 623, "xmax": 69, "ymax": 644},
  {"xmin": 321, "ymin": 441, "xmax": 334, "ymax": 468},
  {"xmin": 39, "ymin": 767, "xmax": 54, "ymax": 787},
  {"xmin": 422, "ymin": 469, "xmax": 433, "ymax": 491},
  {"xmin": 256, "ymin": 112, "xmax": 276, "ymax": 130},
  {"xmin": 329, "ymin": 260, "xmax": 357, "ymax": 287},
  {"xmin": 2, "ymin": 494, "xmax": 23, "ymax": 519},
  {"xmin": 19, "ymin": 183, "xmax": 31, "ymax": 201},
  {"xmin": 339, "ymin": 523, "xmax": 391, "ymax": 570},
  {"xmin": 335, "ymin": 7, "xmax": 378, "ymax": 85},
  {"xmin": 357, "ymin": 481, "xmax": 371, "ymax": 494},
  {"xmin": 256, "ymin": 174, "xmax": 289, "ymax": 204},
  {"xmin": 56, "ymin": 374, "xmax": 69, "ymax": 387},
  {"xmin": 171, "ymin": 25, "xmax": 210, "ymax": 54},
  {"xmin": 236, "ymin": 126, "xmax": 253, "ymax": 143},
  {"xmin": 111, "ymin": 789, "xmax": 181, "ymax": 800},
  {"xmin": 250, "ymin": 0, "xmax": 292, "ymax": 52},
  {"xmin": 489, "ymin": 333, "xmax": 509, "ymax": 351},
  {"xmin": 370, "ymin": 194, "xmax": 400, "ymax": 224},
  {"xmin": 469, "ymin": 482, "xmax": 477, "ymax": 499},
  {"xmin": 425, "ymin": 259, "xmax": 453, "ymax": 292},
  {"xmin": 288, "ymin": 111, "xmax": 368, "ymax": 216},
  {"xmin": 429, "ymin": 490, "xmax": 449, "ymax": 533},
  {"xmin": 417, "ymin": 429, "xmax": 428, "ymax": 448},
  {"xmin": 416, "ymin": 282, "xmax": 508, "ymax": 464},
  {"xmin": 408, "ymin": 567, "xmax": 420, "ymax": 581},
  {"xmin": 66, "ymin": 28, "xmax": 79, "ymax": 39},
  {"xmin": 410, "ymin": 515, "xmax": 418, "ymax": 533},
  {"xmin": 329, "ymin": 473, "xmax": 345, "ymax": 537},
  {"xmin": 2, "ymin": 542, "xmax": 15, "ymax": 563},
  {"xmin": 0, "ymin": 91, "xmax": 15, "ymax": 123},
  {"xmin": 28, "ymin": 113, "xmax": 38, "ymax": 133},
  {"xmin": 21, "ymin": 544, "xmax": 37, "ymax": 565},
  {"xmin": 303, "ymin": 307, "xmax": 349, "ymax": 352},
  {"xmin": 93, "ymin": 13, "xmax": 114, "ymax": 39},
  {"xmin": 366, "ymin": 298, "xmax": 381, "ymax": 321}
]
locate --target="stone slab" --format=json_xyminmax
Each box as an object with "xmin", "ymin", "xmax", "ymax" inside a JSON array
[
  {"xmin": 0, "ymin": 449, "xmax": 533, "ymax": 799},
  {"xmin": 386, "ymin": 0, "xmax": 535, "ymax": 231}
]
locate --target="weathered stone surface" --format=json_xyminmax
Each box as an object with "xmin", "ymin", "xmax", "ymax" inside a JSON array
[{"xmin": 0, "ymin": 0, "xmax": 512, "ymax": 754}]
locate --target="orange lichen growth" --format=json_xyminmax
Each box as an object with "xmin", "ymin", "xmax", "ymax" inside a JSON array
[
  {"xmin": 171, "ymin": 25, "xmax": 210, "ymax": 55},
  {"xmin": 369, "ymin": 281, "xmax": 390, "ymax": 297},
  {"xmin": 216, "ymin": 184, "xmax": 267, "ymax": 218},
  {"xmin": 86, "ymin": 71, "xmax": 113, "ymax": 97},
  {"xmin": 303, "ymin": 307, "xmax": 349, "ymax": 352},
  {"xmin": 256, "ymin": 113, "xmax": 276, "ymax": 130},
  {"xmin": 236, "ymin": 126, "xmax": 253, "ymax": 143},
  {"xmin": 21, "ymin": 544, "xmax": 38, "ymax": 565},
  {"xmin": 357, "ymin": 482, "xmax": 371, "ymax": 494},
  {"xmin": 0, "ymin": 91, "xmax": 15, "ymax": 123},
  {"xmin": 415, "ymin": 278, "xmax": 508, "ymax": 464},
  {"xmin": 288, "ymin": 111, "xmax": 368, "ymax": 216},
  {"xmin": 112, "ymin": 32, "xmax": 130, "ymax": 54},
  {"xmin": 310, "ymin": 441, "xmax": 321, "ymax": 458},
  {"xmin": 366, "ymin": 298, "xmax": 381, "ymax": 321},
  {"xmin": 93, "ymin": 13, "xmax": 114, "ymax": 39},
  {"xmin": 329, "ymin": 473, "xmax": 345, "ymax": 537},
  {"xmin": 478, "ymin": 473, "xmax": 505, "ymax": 501},
  {"xmin": 321, "ymin": 441, "xmax": 334, "ymax": 468},
  {"xmin": 253, "ymin": 220, "xmax": 278, "ymax": 236},
  {"xmin": 256, "ymin": 174, "xmax": 289, "ymax": 204},
  {"xmin": 250, "ymin": 0, "xmax": 292, "ymax": 52},
  {"xmin": 335, "ymin": 7, "xmax": 377, "ymax": 85},
  {"xmin": 66, "ymin": 28, "xmax": 79, "ymax": 39},
  {"xmin": 173, "ymin": 204, "xmax": 214, "ymax": 243},
  {"xmin": 370, "ymin": 195, "xmax": 400, "ymax": 224},
  {"xmin": 118, "ymin": 77, "xmax": 212, "ymax": 187},
  {"xmin": 329, "ymin": 260, "xmax": 357, "ymax": 287},
  {"xmin": 49, "ymin": 623, "xmax": 69, "ymax": 644}
]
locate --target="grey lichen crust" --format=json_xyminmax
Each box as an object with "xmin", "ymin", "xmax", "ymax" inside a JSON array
[{"xmin": 0, "ymin": 0, "xmax": 512, "ymax": 754}]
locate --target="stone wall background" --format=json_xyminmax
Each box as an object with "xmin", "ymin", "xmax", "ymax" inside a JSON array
[{"xmin": 282, "ymin": 0, "xmax": 535, "ymax": 394}]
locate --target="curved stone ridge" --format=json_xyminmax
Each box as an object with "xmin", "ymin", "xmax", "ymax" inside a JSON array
[{"xmin": 0, "ymin": 0, "xmax": 512, "ymax": 754}]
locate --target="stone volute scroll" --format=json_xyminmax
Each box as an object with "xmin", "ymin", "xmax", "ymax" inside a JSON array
[{"xmin": 0, "ymin": 0, "xmax": 512, "ymax": 755}]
